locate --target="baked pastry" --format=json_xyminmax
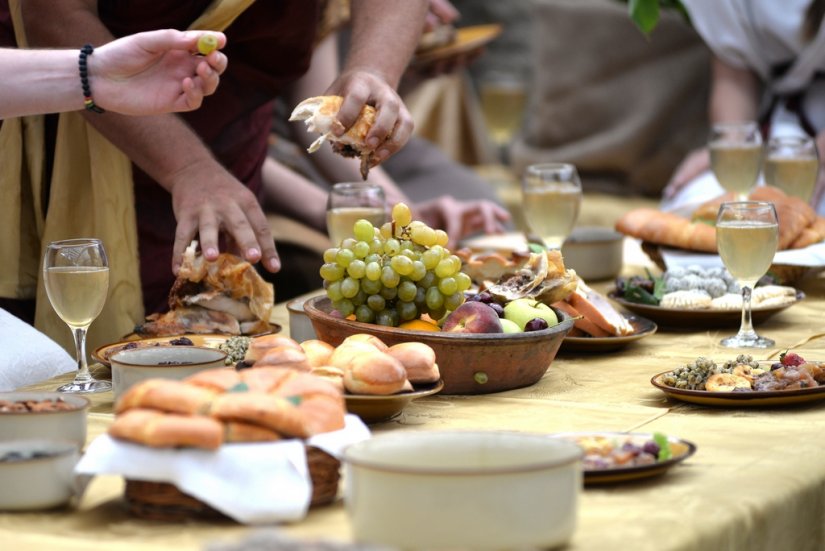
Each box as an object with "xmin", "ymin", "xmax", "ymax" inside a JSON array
[
  {"xmin": 109, "ymin": 408, "xmax": 224, "ymax": 450},
  {"xmin": 115, "ymin": 379, "xmax": 217, "ymax": 415},
  {"xmin": 386, "ymin": 342, "xmax": 440, "ymax": 384},
  {"xmin": 210, "ymin": 393, "xmax": 309, "ymax": 438},
  {"xmin": 327, "ymin": 341, "xmax": 381, "ymax": 370},
  {"xmin": 615, "ymin": 208, "xmax": 717, "ymax": 253},
  {"xmin": 255, "ymin": 346, "xmax": 312, "ymax": 371},
  {"xmin": 300, "ymin": 340, "xmax": 336, "ymax": 367},
  {"xmin": 245, "ymin": 334, "xmax": 302, "ymax": 362},
  {"xmin": 343, "ymin": 351, "xmax": 408, "ymax": 395},
  {"xmin": 310, "ymin": 366, "xmax": 345, "ymax": 392},
  {"xmin": 341, "ymin": 333, "xmax": 389, "ymax": 352}
]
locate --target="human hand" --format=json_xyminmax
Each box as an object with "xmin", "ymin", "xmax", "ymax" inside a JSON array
[
  {"xmin": 92, "ymin": 29, "xmax": 228, "ymax": 115},
  {"xmin": 414, "ymin": 196, "xmax": 511, "ymax": 248},
  {"xmin": 662, "ymin": 147, "xmax": 710, "ymax": 201},
  {"xmin": 325, "ymin": 69, "xmax": 414, "ymax": 164},
  {"xmin": 169, "ymin": 163, "xmax": 280, "ymax": 275}
]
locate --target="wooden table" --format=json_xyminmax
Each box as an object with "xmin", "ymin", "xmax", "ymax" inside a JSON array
[{"xmin": 5, "ymin": 251, "xmax": 825, "ymax": 551}]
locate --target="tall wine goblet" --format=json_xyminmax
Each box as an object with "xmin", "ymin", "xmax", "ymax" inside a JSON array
[
  {"xmin": 326, "ymin": 182, "xmax": 387, "ymax": 246},
  {"xmin": 43, "ymin": 238, "xmax": 112, "ymax": 393},
  {"xmin": 716, "ymin": 202, "xmax": 778, "ymax": 348},
  {"xmin": 521, "ymin": 163, "xmax": 582, "ymax": 249},
  {"xmin": 479, "ymin": 70, "xmax": 527, "ymax": 164},
  {"xmin": 764, "ymin": 135, "xmax": 819, "ymax": 202},
  {"xmin": 709, "ymin": 121, "xmax": 763, "ymax": 200}
]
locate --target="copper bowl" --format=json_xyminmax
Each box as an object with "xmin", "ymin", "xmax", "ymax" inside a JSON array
[{"xmin": 303, "ymin": 295, "xmax": 574, "ymax": 394}]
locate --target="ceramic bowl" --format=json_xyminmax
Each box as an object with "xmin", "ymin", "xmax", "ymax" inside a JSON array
[
  {"xmin": 344, "ymin": 430, "xmax": 582, "ymax": 550},
  {"xmin": 0, "ymin": 392, "xmax": 89, "ymax": 449},
  {"xmin": 287, "ymin": 297, "xmax": 318, "ymax": 343},
  {"xmin": 0, "ymin": 439, "xmax": 80, "ymax": 510},
  {"xmin": 303, "ymin": 296, "xmax": 574, "ymax": 394},
  {"xmin": 111, "ymin": 346, "xmax": 228, "ymax": 401},
  {"xmin": 561, "ymin": 226, "xmax": 624, "ymax": 281}
]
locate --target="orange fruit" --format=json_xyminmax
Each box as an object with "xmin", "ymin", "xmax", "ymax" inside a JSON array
[{"xmin": 398, "ymin": 319, "xmax": 441, "ymax": 332}]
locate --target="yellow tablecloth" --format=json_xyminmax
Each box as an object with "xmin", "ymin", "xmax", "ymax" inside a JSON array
[{"xmin": 5, "ymin": 248, "xmax": 825, "ymax": 550}]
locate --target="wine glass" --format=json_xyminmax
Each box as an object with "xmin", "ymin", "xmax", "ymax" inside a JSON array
[
  {"xmin": 43, "ymin": 238, "xmax": 112, "ymax": 393},
  {"xmin": 716, "ymin": 201, "xmax": 779, "ymax": 348},
  {"xmin": 479, "ymin": 69, "xmax": 527, "ymax": 165},
  {"xmin": 709, "ymin": 121, "xmax": 763, "ymax": 200},
  {"xmin": 521, "ymin": 163, "xmax": 582, "ymax": 249},
  {"xmin": 764, "ymin": 135, "xmax": 819, "ymax": 202},
  {"xmin": 326, "ymin": 182, "xmax": 387, "ymax": 246}
]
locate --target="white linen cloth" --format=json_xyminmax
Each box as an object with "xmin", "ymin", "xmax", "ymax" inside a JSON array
[
  {"xmin": 74, "ymin": 414, "xmax": 371, "ymax": 525},
  {"xmin": 0, "ymin": 308, "xmax": 75, "ymax": 391}
]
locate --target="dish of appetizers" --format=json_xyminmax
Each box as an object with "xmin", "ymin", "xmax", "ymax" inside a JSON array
[
  {"xmin": 92, "ymin": 334, "xmax": 268, "ymax": 366},
  {"xmin": 552, "ymin": 431, "xmax": 696, "ymax": 484},
  {"xmin": 652, "ymin": 353, "xmax": 825, "ymax": 406}
]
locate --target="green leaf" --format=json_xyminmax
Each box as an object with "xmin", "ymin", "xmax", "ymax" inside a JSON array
[
  {"xmin": 629, "ymin": 0, "xmax": 661, "ymax": 35},
  {"xmin": 527, "ymin": 242, "xmax": 547, "ymax": 254},
  {"xmin": 623, "ymin": 285, "xmax": 659, "ymax": 305}
]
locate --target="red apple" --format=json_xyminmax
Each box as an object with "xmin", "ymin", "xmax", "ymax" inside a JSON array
[{"xmin": 442, "ymin": 302, "xmax": 504, "ymax": 334}]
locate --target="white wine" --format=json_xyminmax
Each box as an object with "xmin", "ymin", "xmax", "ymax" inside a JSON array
[
  {"xmin": 523, "ymin": 182, "xmax": 582, "ymax": 248},
  {"xmin": 716, "ymin": 220, "xmax": 778, "ymax": 287},
  {"xmin": 764, "ymin": 155, "xmax": 818, "ymax": 201},
  {"xmin": 710, "ymin": 143, "xmax": 762, "ymax": 197},
  {"xmin": 43, "ymin": 266, "xmax": 109, "ymax": 327},
  {"xmin": 480, "ymin": 83, "xmax": 527, "ymax": 145},
  {"xmin": 327, "ymin": 206, "xmax": 385, "ymax": 246}
]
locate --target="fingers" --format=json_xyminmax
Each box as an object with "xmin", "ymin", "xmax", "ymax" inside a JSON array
[
  {"xmin": 172, "ymin": 215, "xmax": 199, "ymax": 275},
  {"xmin": 429, "ymin": 0, "xmax": 460, "ymax": 24},
  {"xmin": 334, "ymin": 81, "xmax": 370, "ymax": 137},
  {"xmin": 137, "ymin": 29, "xmax": 227, "ymax": 55},
  {"xmin": 373, "ymin": 105, "xmax": 414, "ymax": 161}
]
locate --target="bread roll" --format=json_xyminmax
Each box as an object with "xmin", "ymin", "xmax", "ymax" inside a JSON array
[
  {"xmin": 224, "ymin": 421, "xmax": 281, "ymax": 443},
  {"xmin": 342, "ymin": 333, "xmax": 388, "ymax": 352},
  {"xmin": 299, "ymin": 395, "xmax": 347, "ymax": 435},
  {"xmin": 185, "ymin": 367, "xmax": 242, "ymax": 392},
  {"xmin": 209, "ymin": 393, "xmax": 308, "ymax": 438},
  {"xmin": 310, "ymin": 366, "xmax": 345, "ymax": 392},
  {"xmin": 300, "ymin": 339, "xmax": 335, "ymax": 367},
  {"xmin": 615, "ymin": 208, "xmax": 717, "ymax": 252},
  {"xmin": 344, "ymin": 351, "xmax": 408, "ymax": 395},
  {"xmin": 245, "ymin": 334, "xmax": 302, "ymax": 362},
  {"xmin": 386, "ymin": 342, "xmax": 440, "ymax": 384},
  {"xmin": 109, "ymin": 408, "xmax": 224, "ymax": 449},
  {"xmin": 791, "ymin": 216, "xmax": 825, "ymax": 249},
  {"xmin": 255, "ymin": 345, "xmax": 311, "ymax": 371},
  {"xmin": 328, "ymin": 341, "xmax": 379, "ymax": 369},
  {"xmin": 116, "ymin": 379, "xmax": 217, "ymax": 415}
]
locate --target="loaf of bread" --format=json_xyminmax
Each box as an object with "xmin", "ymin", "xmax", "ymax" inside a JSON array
[
  {"xmin": 343, "ymin": 351, "xmax": 408, "ymax": 395},
  {"xmin": 386, "ymin": 342, "xmax": 440, "ymax": 384},
  {"xmin": 245, "ymin": 334, "xmax": 302, "ymax": 362},
  {"xmin": 109, "ymin": 408, "xmax": 224, "ymax": 449},
  {"xmin": 115, "ymin": 379, "xmax": 217, "ymax": 415},
  {"xmin": 615, "ymin": 208, "xmax": 717, "ymax": 252},
  {"xmin": 300, "ymin": 339, "xmax": 335, "ymax": 367},
  {"xmin": 341, "ymin": 333, "xmax": 389, "ymax": 352}
]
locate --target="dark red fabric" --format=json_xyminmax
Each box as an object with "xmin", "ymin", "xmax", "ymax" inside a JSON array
[{"xmin": 96, "ymin": 0, "xmax": 321, "ymax": 313}]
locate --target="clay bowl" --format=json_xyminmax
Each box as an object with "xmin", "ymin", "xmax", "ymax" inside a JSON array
[{"xmin": 303, "ymin": 296, "xmax": 574, "ymax": 395}]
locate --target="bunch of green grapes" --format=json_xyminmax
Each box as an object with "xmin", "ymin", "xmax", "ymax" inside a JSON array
[{"xmin": 318, "ymin": 203, "xmax": 471, "ymax": 327}]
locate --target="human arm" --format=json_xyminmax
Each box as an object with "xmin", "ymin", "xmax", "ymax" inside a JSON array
[
  {"xmin": 0, "ymin": 29, "xmax": 225, "ymax": 119},
  {"xmin": 21, "ymin": 0, "xmax": 279, "ymax": 274}
]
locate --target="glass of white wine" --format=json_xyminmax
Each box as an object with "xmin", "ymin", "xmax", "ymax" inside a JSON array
[
  {"xmin": 764, "ymin": 135, "xmax": 819, "ymax": 202},
  {"xmin": 521, "ymin": 163, "xmax": 582, "ymax": 249},
  {"xmin": 709, "ymin": 121, "xmax": 763, "ymax": 199},
  {"xmin": 716, "ymin": 201, "xmax": 779, "ymax": 348},
  {"xmin": 479, "ymin": 70, "xmax": 527, "ymax": 164},
  {"xmin": 326, "ymin": 183, "xmax": 387, "ymax": 246},
  {"xmin": 43, "ymin": 238, "xmax": 112, "ymax": 393}
]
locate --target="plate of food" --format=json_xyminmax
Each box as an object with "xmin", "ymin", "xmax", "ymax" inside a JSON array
[
  {"xmin": 561, "ymin": 314, "xmax": 657, "ymax": 353},
  {"xmin": 344, "ymin": 380, "xmax": 444, "ymax": 424},
  {"xmin": 413, "ymin": 24, "xmax": 502, "ymax": 66},
  {"xmin": 651, "ymin": 353, "xmax": 825, "ymax": 407},
  {"xmin": 92, "ymin": 333, "xmax": 264, "ymax": 367},
  {"xmin": 553, "ymin": 432, "xmax": 696, "ymax": 485}
]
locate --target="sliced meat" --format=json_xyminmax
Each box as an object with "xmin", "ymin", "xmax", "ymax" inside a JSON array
[
  {"xmin": 567, "ymin": 280, "xmax": 634, "ymax": 336},
  {"xmin": 552, "ymin": 301, "xmax": 612, "ymax": 338}
]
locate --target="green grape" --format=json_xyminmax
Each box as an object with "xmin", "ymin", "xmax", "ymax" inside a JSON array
[
  {"xmin": 326, "ymin": 280, "xmax": 344, "ymax": 302},
  {"xmin": 376, "ymin": 308, "xmax": 400, "ymax": 327},
  {"xmin": 323, "ymin": 247, "xmax": 339, "ymax": 263},
  {"xmin": 384, "ymin": 238, "xmax": 401, "ymax": 256},
  {"xmin": 353, "ymin": 219, "xmax": 375, "ymax": 241},
  {"xmin": 347, "ymin": 259, "xmax": 366, "ymax": 279},
  {"xmin": 367, "ymin": 293, "xmax": 386, "ymax": 312},
  {"xmin": 320, "ymin": 262, "xmax": 345, "ymax": 282},
  {"xmin": 380, "ymin": 265, "xmax": 401, "ymax": 288},
  {"xmin": 380, "ymin": 285, "xmax": 398, "ymax": 300},
  {"xmin": 410, "ymin": 225, "xmax": 437, "ymax": 247},
  {"xmin": 380, "ymin": 222, "xmax": 393, "ymax": 240},
  {"xmin": 444, "ymin": 291, "xmax": 464, "ymax": 311},
  {"xmin": 369, "ymin": 238, "xmax": 384, "ymax": 254},
  {"xmin": 333, "ymin": 299, "xmax": 355, "ymax": 317},
  {"xmin": 396, "ymin": 300, "xmax": 419, "ymax": 321},
  {"xmin": 351, "ymin": 289, "xmax": 367, "ymax": 306},
  {"xmin": 419, "ymin": 271, "xmax": 436, "ymax": 289},
  {"xmin": 414, "ymin": 286, "xmax": 427, "ymax": 306},
  {"xmin": 455, "ymin": 272, "xmax": 472, "ymax": 292},
  {"xmin": 400, "ymin": 248, "xmax": 417, "ymax": 259},
  {"xmin": 435, "ymin": 258, "xmax": 456, "ymax": 278},
  {"xmin": 409, "ymin": 260, "xmax": 427, "ymax": 281},
  {"xmin": 390, "ymin": 255, "xmax": 414, "ymax": 276},
  {"xmin": 341, "ymin": 277, "xmax": 360, "ymax": 298},
  {"xmin": 428, "ymin": 305, "xmax": 446, "ymax": 322},
  {"xmin": 197, "ymin": 33, "xmax": 219, "ymax": 55},
  {"xmin": 352, "ymin": 240, "xmax": 370, "ymax": 259},
  {"xmin": 397, "ymin": 280, "xmax": 417, "ymax": 302},
  {"xmin": 365, "ymin": 253, "xmax": 382, "ymax": 265},
  {"xmin": 361, "ymin": 278, "xmax": 382, "ymax": 295},
  {"xmin": 355, "ymin": 304, "xmax": 375, "ymax": 323},
  {"xmin": 425, "ymin": 286, "xmax": 445, "ymax": 310},
  {"xmin": 448, "ymin": 255, "xmax": 462, "ymax": 273},
  {"xmin": 438, "ymin": 276, "xmax": 458, "ymax": 296},
  {"xmin": 434, "ymin": 229, "xmax": 449, "ymax": 247},
  {"xmin": 392, "ymin": 202, "xmax": 412, "ymax": 226},
  {"xmin": 365, "ymin": 261, "xmax": 382, "ymax": 281},
  {"xmin": 335, "ymin": 248, "xmax": 355, "ymax": 268},
  {"xmin": 421, "ymin": 248, "xmax": 441, "ymax": 270}
]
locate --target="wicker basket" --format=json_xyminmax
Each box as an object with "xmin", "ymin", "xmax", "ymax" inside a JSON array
[{"xmin": 124, "ymin": 446, "xmax": 340, "ymax": 522}]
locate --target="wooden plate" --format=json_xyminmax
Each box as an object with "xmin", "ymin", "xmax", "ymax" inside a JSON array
[
  {"xmin": 345, "ymin": 380, "xmax": 444, "ymax": 424},
  {"xmin": 561, "ymin": 314, "xmax": 657, "ymax": 353},
  {"xmin": 553, "ymin": 432, "xmax": 696, "ymax": 485},
  {"xmin": 413, "ymin": 24, "xmax": 502, "ymax": 66}
]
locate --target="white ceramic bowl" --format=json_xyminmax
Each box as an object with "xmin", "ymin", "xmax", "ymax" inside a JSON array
[
  {"xmin": 561, "ymin": 226, "xmax": 624, "ymax": 281},
  {"xmin": 287, "ymin": 297, "xmax": 317, "ymax": 343},
  {"xmin": 0, "ymin": 439, "xmax": 79, "ymax": 510},
  {"xmin": 344, "ymin": 430, "xmax": 582, "ymax": 550},
  {"xmin": 0, "ymin": 392, "xmax": 89, "ymax": 449},
  {"xmin": 111, "ymin": 346, "xmax": 228, "ymax": 400}
]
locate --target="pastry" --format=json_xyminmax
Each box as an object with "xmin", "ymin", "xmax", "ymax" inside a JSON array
[
  {"xmin": 116, "ymin": 379, "xmax": 217, "ymax": 415},
  {"xmin": 300, "ymin": 339, "xmax": 336, "ymax": 367},
  {"xmin": 109, "ymin": 408, "xmax": 224, "ymax": 449},
  {"xmin": 385, "ymin": 342, "xmax": 440, "ymax": 384},
  {"xmin": 255, "ymin": 346, "xmax": 312, "ymax": 371},
  {"xmin": 343, "ymin": 351, "xmax": 408, "ymax": 395}
]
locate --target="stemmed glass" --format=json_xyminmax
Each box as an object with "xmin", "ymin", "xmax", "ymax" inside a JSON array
[
  {"xmin": 43, "ymin": 238, "xmax": 112, "ymax": 393},
  {"xmin": 764, "ymin": 135, "xmax": 819, "ymax": 202},
  {"xmin": 479, "ymin": 69, "xmax": 527, "ymax": 165},
  {"xmin": 716, "ymin": 202, "xmax": 779, "ymax": 348},
  {"xmin": 521, "ymin": 163, "xmax": 582, "ymax": 249},
  {"xmin": 709, "ymin": 121, "xmax": 763, "ymax": 200},
  {"xmin": 326, "ymin": 182, "xmax": 387, "ymax": 246}
]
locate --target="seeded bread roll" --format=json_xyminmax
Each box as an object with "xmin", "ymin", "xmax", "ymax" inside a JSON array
[
  {"xmin": 344, "ymin": 351, "xmax": 408, "ymax": 395},
  {"xmin": 386, "ymin": 342, "xmax": 440, "ymax": 384},
  {"xmin": 116, "ymin": 379, "xmax": 217, "ymax": 415},
  {"xmin": 109, "ymin": 408, "xmax": 224, "ymax": 449}
]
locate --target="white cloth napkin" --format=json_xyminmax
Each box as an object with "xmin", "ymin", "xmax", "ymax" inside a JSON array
[
  {"xmin": 74, "ymin": 414, "xmax": 371, "ymax": 524},
  {"xmin": 661, "ymin": 241, "xmax": 825, "ymax": 271},
  {"xmin": 0, "ymin": 308, "xmax": 76, "ymax": 391}
]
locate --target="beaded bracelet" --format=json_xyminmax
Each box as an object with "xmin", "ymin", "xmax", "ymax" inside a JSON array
[{"xmin": 79, "ymin": 44, "xmax": 105, "ymax": 114}]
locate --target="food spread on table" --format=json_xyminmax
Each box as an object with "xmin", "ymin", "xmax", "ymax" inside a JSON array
[{"xmin": 0, "ymin": 398, "xmax": 79, "ymax": 413}]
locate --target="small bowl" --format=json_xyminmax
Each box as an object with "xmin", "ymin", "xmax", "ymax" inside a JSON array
[
  {"xmin": 111, "ymin": 346, "xmax": 228, "ymax": 400},
  {"xmin": 0, "ymin": 439, "xmax": 80, "ymax": 511},
  {"xmin": 561, "ymin": 226, "xmax": 624, "ymax": 281},
  {"xmin": 287, "ymin": 297, "xmax": 318, "ymax": 343},
  {"xmin": 304, "ymin": 296, "xmax": 574, "ymax": 394},
  {"xmin": 344, "ymin": 430, "xmax": 582, "ymax": 550},
  {"xmin": 0, "ymin": 392, "xmax": 89, "ymax": 449}
]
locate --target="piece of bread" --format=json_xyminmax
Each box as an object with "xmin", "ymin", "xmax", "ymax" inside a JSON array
[
  {"xmin": 790, "ymin": 216, "xmax": 825, "ymax": 249},
  {"xmin": 255, "ymin": 345, "xmax": 311, "ymax": 371},
  {"xmin": 209, "ymin": 393, "xmax": 309, "ymax": 438},
  {"xmin": 185, "ymin": 368, "xmax": 242, "ymax": 392},
  {"xmin": 615, "ymin": 208, "xmax": 717, "ymax": 252},
  {"xmin": 342, "ymin": 333, "xmax": 388, "ymax": 352},
  {"xmin": 289, "ymin": 95, "xmax": 378, "ymax": 179},
  {"xmin": 300, "ymin": 339, "xmax": 335, "ymax": 367},
  {"xmin": 328, "ymin": 341, "xmax": 380, "ymax": 370},
  {"xmin": 109, "ymin": 408, "xmax": 224, "ymax": 450},
  {"xmin": 115, "ymin": 379, "xmax": 217, "ymax": 415},
  {"xmin": 343, "ymin": 351, "xmax": 408, "ymax": 395},
  {"xmin": 310, "ymin": 366, "xmax": 345, "ymax": 392},
  {"xmin": 239, "ymin": 366, "xmax": 295, "ymax": 393},
  {"xmin": 223, "ymin": 421, "xmax": 282, "ymax": 443},
  {"xmin": 385, "ymin": 342, "xmax": 440, "ymax": 384},
  {"xmin": 245, "ymin": 334, "xmax": 302, "ymax": 362}
]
